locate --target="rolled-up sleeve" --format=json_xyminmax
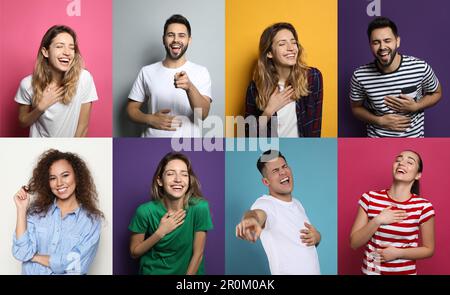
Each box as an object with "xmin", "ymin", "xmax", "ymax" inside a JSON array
[
  {"xmin": 12, "ymin": 218, "xmax": 37, "ymax": 262},
  {"xmin": 49, "ymin": 218, "xmax": 101, "ymax": 275}
]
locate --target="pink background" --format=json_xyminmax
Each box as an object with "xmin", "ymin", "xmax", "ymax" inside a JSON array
[
  {"xmin": 338, "ymin": 138, "xmax": 450, "ymax": 275},
  {"xmin": 0, "ymin": 0, "xmax": 112, "ymax": 137}
]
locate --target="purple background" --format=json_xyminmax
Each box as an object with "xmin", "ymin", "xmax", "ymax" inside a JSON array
[
  {"xmin": 339, "ymin": 0, "xmax": 450, "ymax": 137},
  {"xmin": 113, "ymin": 138, "xmax": 225, "ymax": 274}
]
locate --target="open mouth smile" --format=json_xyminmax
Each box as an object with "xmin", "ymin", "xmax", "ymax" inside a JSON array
[{"xmin": 280, "ymin": 177, "xmax": 290, "ymax": 185}]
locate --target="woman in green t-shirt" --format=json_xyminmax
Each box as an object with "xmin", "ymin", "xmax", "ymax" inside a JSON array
[{"xmin": 129, "ymin": 152, "xmax": 213, "ymax": 275}]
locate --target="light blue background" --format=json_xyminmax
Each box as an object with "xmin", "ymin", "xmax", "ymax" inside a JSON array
[{"xmin": 225, "ymin": 138, "xmax": 337, "ymax": 274}]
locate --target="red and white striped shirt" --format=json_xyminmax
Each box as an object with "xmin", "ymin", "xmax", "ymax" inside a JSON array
[{"xmin": 358, "ymin": 190, "xmax": 435, "ymax": 275}]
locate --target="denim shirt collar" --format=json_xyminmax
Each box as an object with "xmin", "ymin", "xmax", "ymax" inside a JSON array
[{"xmin": 49, "ymin": 199, "xmax": 81, "ymax": 218}]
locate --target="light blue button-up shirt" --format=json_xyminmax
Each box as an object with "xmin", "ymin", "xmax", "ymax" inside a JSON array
[{"xmin": 12, "ymin": 202, "xmax": 101, "ymax": 275}]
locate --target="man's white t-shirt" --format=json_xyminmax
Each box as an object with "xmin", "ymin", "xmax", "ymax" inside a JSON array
[
  {"xmin": 251, "ymin": 194, "xmax": 321, "ymax": 275},
  {"xmin": 14, "ymin": 69, "xmax": 98, "ymax": 137},
  {"xmin": 128, "ymin": 61, "xmax": 212, "ymax": 138}
]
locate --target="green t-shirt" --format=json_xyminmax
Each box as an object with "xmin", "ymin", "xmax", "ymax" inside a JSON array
[{"xmin": 128, "ymin": 198, "xmax": 213, "ymax": 275}]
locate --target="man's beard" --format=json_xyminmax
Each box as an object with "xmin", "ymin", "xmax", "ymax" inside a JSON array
[
  {"xmin": 164, "ymin": 42, "xmax": 189, "ymax": 60},
  {"xmin": 375, "ymin": 47, "xmax": 398, "ymax": 68}
]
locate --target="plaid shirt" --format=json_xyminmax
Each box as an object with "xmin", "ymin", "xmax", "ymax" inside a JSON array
[{"xmin": 244, "ymin": 67, "xmax": 323, "ymax": 137}]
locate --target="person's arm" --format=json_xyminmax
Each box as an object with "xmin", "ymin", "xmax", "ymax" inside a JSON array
[
  {"xmin": 305, "ymin": 68, "xmax": 323, "ymax": 137},
  {"xmin": 384, "ymin": 84, "xmax": 442, "ymax": 113},
  {"xmin": 31, "ymin": 254, "xmax": 50, "ymax": 267},
  {"xmin": 129, "ymin": 209, "xmax": 186, "ymax": 259},
  {"xmin": 42, "ymin": 218, "xmax": 101, "ymax": 274},
  {"xmin": 244, "ymin": 85, "xmax": 293, "ymax": 138},
  {"xmin": 235, "ymin": 209, "xmax": 267, "ymax": 242},
  {"xmin": 350, "ymin": 206, "xmax": 408, "ymax": 250},
  {"xmin": 261, "ymin": 86, "xmax": 295, "ymax": 117},
  {"xmin": 74, "ymin": 103, "xmax": 92, "ymax": 137},
  {"xmin": 14, "ymin": 187, "xmax": 29, "ymax": 238},
  {"xmin": 126, "ymin": 100, "xmax": 181, "ymax": 131},
  {"xmin": 186, "ymin": 231, "xmax": 207, "ymax": 275},
  {"xmin": 244, "ymin": 82, "xmax": 260, "ymax": 137},
  {"xmin": 174, "ymin": 71, "xmax": 211, "ymax": 119},
  {"xmin": 351, "ymin": 100, "xmax": 411, "ymax": 132},
  {"xmin": 300, "ymin": 222, "xmax": 321, "ymax": 247},
  {"xmin": 129, "ymin": 233, "xmax": 162, "ymax": 259},
  {"xmin": 377, "ymin": 217, "xmax": 435, "ymax": 262},
  {"xmin": 18, "ymin": 104, "xmax": 44, "ymax": 128},
  {"xmin": 12, "ymin": 186, "xmax": 38, "ymax": 262},
  {"xmin": 17, "ymin": 85, "xmax": 64, "ymax": 128}
]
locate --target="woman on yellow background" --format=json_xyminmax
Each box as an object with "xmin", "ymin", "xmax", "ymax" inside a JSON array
[{"xmin": 245, "ymin": 22, "xmax": 323, "ymax": 137}]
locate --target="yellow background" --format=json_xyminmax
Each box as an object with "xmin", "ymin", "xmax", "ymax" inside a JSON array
[{"xmin": 226, "ymin": 0, "xmax": 337, "ymax": 137}]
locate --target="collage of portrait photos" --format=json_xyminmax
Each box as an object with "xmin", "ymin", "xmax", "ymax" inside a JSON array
[{"xmin": 1, "ymin": 0, "xmax": 449, "ymax": 293}]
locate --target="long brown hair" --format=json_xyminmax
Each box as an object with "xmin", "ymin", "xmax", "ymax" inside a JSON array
[
  {"xmin": 27, "ymin": 149, "xmax": 103, "ymax": 220},
  {"xmin": 407, "ymin": 150, "xmax": 423, "ymax": 195},
  {"xmin": 151, "ymin": 152, "xmax": 204, "ymax": 208},
  {"xmin": 253, "ymin": 22, "xmax": 310, "ymax": 111},
  {"xmin": 31, "ymin": 25, "xmax": 83, "ymax": 105}
]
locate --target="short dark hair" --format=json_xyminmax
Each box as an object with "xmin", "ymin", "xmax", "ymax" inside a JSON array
[
  {"xmin": 256, "ymin": 150, "xmax": 287, "ymax": 176},
  {"xmin": 163, "ymin": 14, "xmax": 191, "ymax": 36},
  {"xmin": 367, "ymin": 17, "xmax": 398, "ymax": 40}
]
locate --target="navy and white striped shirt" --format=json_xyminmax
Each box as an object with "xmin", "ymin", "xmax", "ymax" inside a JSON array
[{"xmin": 350, "ymin": 55, "xmax": 439, "ymax": 137}]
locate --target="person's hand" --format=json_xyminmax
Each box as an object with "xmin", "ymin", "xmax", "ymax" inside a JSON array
[
  {"xmin": 263, "ymin": 86, "xmax": 295, "ymax": 117},
  {"xmin": 174, "ymin": 71, "xmax": 192, "ymax": 91},
  {"xmin": 155, "ymin": 209, "xmax": 186, "ymax": 238},
  {"xmin": 148, "ymin": 109, "xmax": 182, "ymax": 131},
  {"xmin": 235, "ymin": 217, "xmax": 262, "ymax": 243},
  {"xmin": 377, "ymin": 114, "xmax": 411, "ymax": 132},
  {"xmin": 36, "ymin": 85, "xmax": 64, "ymax": 112},
  {"xmin": 14, "ymin": 186, "xmax": 30, "ymax": 212},
  {"xmin": 374, "ymin": 206, "xmax": 408, "ymax": 225},
  {"xmin": 300, "ymin": 222, "xmax": 321, "ymax": 246},
  {"xmin": 385, "ymin": 95, "xmax": 419, "ymax": 113},
  {"xmin": 376, "ymin": 245, "xmax": 401, "ymax": 262}
]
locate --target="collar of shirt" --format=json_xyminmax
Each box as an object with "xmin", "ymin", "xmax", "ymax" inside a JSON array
[{"xmin": 49, "ymin": 199, "xmax": 81, "ymax": 218}]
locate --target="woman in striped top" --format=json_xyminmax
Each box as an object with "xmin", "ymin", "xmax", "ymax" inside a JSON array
[{"xmin": 350, "ymin": 150, "xmax": 435, "ymax": 275}]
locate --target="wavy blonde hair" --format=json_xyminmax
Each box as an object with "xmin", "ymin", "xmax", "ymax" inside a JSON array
[
  {"xmin": 32, "ymin": 25, "xmax": 82, "ymax": 105},
  {"xmin": 253, "ymin": 22, "xmax": 310, "ymax": 111},
  {"xmin": 151, "ymin": 152, "xmax": 204, "ymax": 209}
]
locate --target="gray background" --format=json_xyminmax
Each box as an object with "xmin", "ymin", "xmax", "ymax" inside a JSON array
[{"xmin": 113, "ymin": 0, "xmax": 225, "ymax": 137}]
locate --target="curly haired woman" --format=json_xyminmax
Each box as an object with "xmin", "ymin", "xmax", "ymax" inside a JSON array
[{"xmin": 12, "ymin": 149, "xmax": 104, "ymax": 275}]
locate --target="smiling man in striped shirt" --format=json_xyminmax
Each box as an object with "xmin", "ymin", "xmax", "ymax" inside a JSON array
[{"xmin": 350, "ymin": 17, "xmax": 442, "ymax": 137}]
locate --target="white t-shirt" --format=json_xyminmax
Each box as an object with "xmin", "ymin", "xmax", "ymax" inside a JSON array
[
  {"xmin": 128, "ymin": 61, "xmax": 212, "ymax": 138},
  {"xmin": 276, "ymin": 83, "xmax": 299, "ymax": 137},
  {"xmin": 14, "ymin": 69, "xmax": 98, "ymax": 137},
  {"xmin": 251, "ymin": 194, "xmax": 321, "ymax": 275}
]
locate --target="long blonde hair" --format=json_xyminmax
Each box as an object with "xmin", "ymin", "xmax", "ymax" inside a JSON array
[
  {"xmin": 32, "ymin": 25, "xmax": 83, "ymax": 105},
  {"xmin": 253, "ymin": 22, "xmax": 310, "ymax": 111}
]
